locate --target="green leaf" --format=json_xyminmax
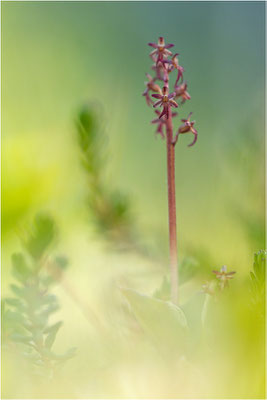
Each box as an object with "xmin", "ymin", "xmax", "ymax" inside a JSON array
[
  {"xmin": 5, "ymin": 297, "xmax": 25, "ymax": 310},
  {"xmin": 253, "ymin": 250, "xmax": 266, "ymax": 283},
  {"xmin": 76, "ymin": 107, "xmax": 97, "ymax": 152},
  {"xmin": 10, "ymin": 333, "xmax": 32, "ymax": 344},
  {"xmin": 24, "ymin": 214, "xmax": 56, "ymax": 260},
  {"xmin": 122, "ymin": 288, "xmax": 188, "ymax": 358},
  {"xmin": 11, "ymin": 253, "xmax": 31, "ymax": 283},
  {"xmin": 10, "ymin": 284, "xmax": 25, "ymax": 298},
  {"xmin": 44, "ymin": 321, "xmax": 63, "ymax": 349}
]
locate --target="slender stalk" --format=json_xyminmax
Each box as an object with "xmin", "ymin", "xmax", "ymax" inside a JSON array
[
  {"xmin": 165, "ymin": 106, "xmax": 178, "ymax": 304},
  {"xmin": 143, "ymin": 36, "xmax": 197, "ymax": 304}
]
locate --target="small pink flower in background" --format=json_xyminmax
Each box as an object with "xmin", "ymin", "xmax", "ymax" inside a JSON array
[
  {"xmin": 142, "ymin": 73, "xmax": 162, "ymax": 106},
  {"xmin": 212, "ymin": 265, "xmax": 236, "ymax": 290},
  {"xmin": 152, "ymin": 86, "xmax": 178, "ymax": 119},
  {"xmin": 178, "ymin": 112, "xmax": 198, "ymax": 147},
  {"xmin": 151, "ymin": 110, "xmax": 178, "ymax": 139},
  {"xmin": 163, "ymin": 53, "xmax": 185, "ymax": 85},
  {"xmin": 148, "ymin": 37, "xmax": 174, "ymax": 65},
  {"xmin": 175, "ymin": 82, "xmax": 191, "ymax": 104}
]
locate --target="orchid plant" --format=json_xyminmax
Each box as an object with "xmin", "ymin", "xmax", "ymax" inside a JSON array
[{"xmin": 143, "ymin": 37, "xmax": 198, "ymax": 304}]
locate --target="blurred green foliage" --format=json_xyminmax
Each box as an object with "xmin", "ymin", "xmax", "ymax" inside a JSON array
[
  {"xmin": 3, "ymin": 214, "xmax": 75, "ymax": 379},
  {"xmin": 153, "ymin": 257, "xmax": 199, "ymax": 301},
  {"xmin": 250, "ymin": 250, "xmax": 266, "ymax": 319},
  {"xmin": 76, "ymin": 106, "xmax": 133, "ymax": 246},
  {"xmin": 122, "ymin": 288, "xmax": 188, "ymax": 359}
]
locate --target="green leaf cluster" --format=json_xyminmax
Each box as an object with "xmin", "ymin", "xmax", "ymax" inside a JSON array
[
  {"xmin": 3, "ymin": 214, "xmax": 76, "ymax": 378},
  {"xmin": 76, "ymin": 106, "xmax": 132, "ymax": 243}
]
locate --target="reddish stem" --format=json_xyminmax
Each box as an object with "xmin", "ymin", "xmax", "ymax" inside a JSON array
[{"xmin": 165, "ymin": 105, "xmax": 179, "ymax": 304}]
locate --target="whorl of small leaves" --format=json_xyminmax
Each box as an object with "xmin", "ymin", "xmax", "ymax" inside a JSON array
[
  {"xmin": 3, "ymin": 214, "xmax": 76, "ymax": 378},
  {"xmin": 75, "ymin": 106, "xmax": 132, "ymax": 243}
]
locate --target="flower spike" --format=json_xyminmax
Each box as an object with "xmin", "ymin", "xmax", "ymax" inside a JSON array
[{"xmin": 142, "ymin": 36, "xmax": 198, "ymax": 305}]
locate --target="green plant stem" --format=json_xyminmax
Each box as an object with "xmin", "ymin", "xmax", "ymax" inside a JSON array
[{"xmin": 166, "ymin": 106, "xmax": 178, "ymax": 304}]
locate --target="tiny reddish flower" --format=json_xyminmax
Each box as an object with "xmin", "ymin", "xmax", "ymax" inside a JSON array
[
  {"xmin": 152, "ymin": 86, "xmax": 178, "ymax": 119},
  {"xmin": 177, "ymin": 112, "xmax": 198, "ymax": 147},
  {"xmin": 174, "ymin": 81, "xmax": 191, "ymax": 104},
  {"xmin": 212, "ymin": 265, "xmax": 236, "ymax": 290},
  {"xmin": 148, "ymin": 37, "xmax": 174, "ymax": 65},
  {"xmin": 163, "ymin": 53, "xmax": 184, "ymax": 85},
  {"xmin": 151, "ymin": 110, "xmax": 178, "ymax": 139},
  {"xmin": 142, "ymin": 73, "xmax": 162, "ymax": 106}
]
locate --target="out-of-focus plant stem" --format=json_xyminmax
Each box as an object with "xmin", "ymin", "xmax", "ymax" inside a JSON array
[{"xmin": 165, "ymin": 106, "xmax": 178, "ymax": 304}]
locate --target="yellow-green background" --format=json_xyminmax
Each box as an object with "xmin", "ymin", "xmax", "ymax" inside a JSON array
[{"xmin": 2, "ymin": 1, "xmax": 265, "ymax": 399}]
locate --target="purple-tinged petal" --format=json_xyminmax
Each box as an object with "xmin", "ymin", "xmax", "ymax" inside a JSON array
[
  {"xmin": 188, "ymin": 131, "xmax": 198, "ymax": 147},
  {"xmin": 159, "ymin": 107, "xmax": 168, "ymax": 119},
  {"xmin": 178, "ymin": 124, "xmax": 190, "ymax": 134},
  {"xmin": 152, "ymin": 93, "xmax": 163, "ymax": 99},
  {"xmin": 156, "ymin": 124, "xmax": 165, "ymax": 139},
  {"xmin": 164, "ymin": 49, "xmax": 173, "ymax": 57},
  {"xmin": 148, "ymin": 42, "xmax": 158, "ymax": 48},
  {"xmin": 153, "ymin": 100, "xmax": 163, "ymax": 108},
  {"xmin": 149, "ymin": 49, "xmax": 157, "ymax": 57},
  {"xmin": 187, "ymin": 112, "xmax": 193, "ymax": 120},
  {"xmin": 168, "ymin": 92, "xmax": 176, "ymax": 99},
  {"xmin": 144, "ymin": 93, "xmax": 153, "ymax": 107},
  {"xmin": 184, "ymin": 91, "xmax": 191, "ymax": 100},
  {"xmin": 165, "ymin": 43, "xmax": 174, "ymax": 49},
  {"xmin": 169, "ymin": 99, "xmax": 178, "ymax": 108},
  {"xmin": 162, "ymin": 59, "xmax": 172, "ymax": 65}
]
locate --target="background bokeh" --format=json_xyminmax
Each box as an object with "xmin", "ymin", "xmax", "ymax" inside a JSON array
[{"xmin": 2, "ymin": 1, "xmax": 265, "ymax": 399}]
